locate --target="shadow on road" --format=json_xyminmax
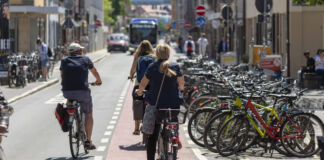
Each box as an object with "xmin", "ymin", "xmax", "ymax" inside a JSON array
[
  {"xmin": 119, "ymin": 142, "xmax": 146, "ymax": 151},
  {"xmin": 45, "ymin": 155, "xmax": 93, "ymax": 160}
]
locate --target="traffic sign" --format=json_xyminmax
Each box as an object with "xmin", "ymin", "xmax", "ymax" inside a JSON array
[
  {"xmin": 221, "ymin": 5, "xmax": 233, "ymax": 20},
  {"xmin": 255, "ymin": 0, "xmax": 273, "ymax": 13},
  {"xmin": 171, "ymin": 21, "xmax": 177, "ymax": 28},
  {"xmin": 196, "ymin": 5, "xmax": 206, "ymax": 16},
  {"xmin": 212, "ymin": 20, "xmax": 220, "ymax": 29},
  {"xmin": 185, "ymin": 22, "xmax": 191, "ymax": 29},
  {"xmin": 195, "ymin": 17, "xmax": 206, "ymax": 28}
]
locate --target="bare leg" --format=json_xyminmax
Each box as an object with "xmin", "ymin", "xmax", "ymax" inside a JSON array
[
  {"xmin": 42, "ymin": 67, "xmax": 47, "ymax": 80},
  {"xmin": 135, "ymin": 120, "xmax": 140, "ymax": 131},
  {"xmin": 85, "ymin": 113, "xmax": 93, "ymax": 141}
]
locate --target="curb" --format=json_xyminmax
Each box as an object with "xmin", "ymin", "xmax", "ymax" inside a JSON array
[
  {"xmin": 7, "ymin": 52, "xmax": 109, "ymax": 104},
  {"xmin": 8, "ymin": 78, "xmax": 59, "ymax": 104}
]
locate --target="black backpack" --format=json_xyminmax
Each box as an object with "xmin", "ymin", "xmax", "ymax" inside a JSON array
[
  {"xmin": 47, "ymin": 47, "xmax": 53, "ymax": 57},
  {"xmin": 55, "ymin": 103, "xmax": 69, "ymax": 132}
]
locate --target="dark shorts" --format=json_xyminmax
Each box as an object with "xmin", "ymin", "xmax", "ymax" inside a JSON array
[
  {"xmin": 41, "ymin": 58, "xmax": 48, "ymax": 67},
  {"xmin": 63, "ymin": 89, "xmax": 93, "ymax": 114}
]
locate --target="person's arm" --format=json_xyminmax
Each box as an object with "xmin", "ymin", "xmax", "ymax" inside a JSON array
[
  {"xmin": 128, "ymin": 54, "xmax": 138, "ymax": 79},
  {"xmin": 136, "ymin": 75, "xmax": 149, "ymax": 96},
  {"xmin": 90, "ymin": 67, "xmax": 102, "ymax": 85},
  {"xmin": 177, "ymin": 76, "xmax": 185, "ymax": 92}
]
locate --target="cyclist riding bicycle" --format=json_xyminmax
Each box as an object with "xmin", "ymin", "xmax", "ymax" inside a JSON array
[
  {"xmin": 136, "ymin": 44, "xmax": 185, "ymax": 160},
  {"xmin": 60, "ymin": 42, "xmax": 102, "ymax": 150}
]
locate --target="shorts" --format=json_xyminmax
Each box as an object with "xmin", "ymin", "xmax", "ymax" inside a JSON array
[
  {"xmin": 41, "ymin": 59, "xmax": 48, "ymax": 67},
  {"xmin": 63, "ymin": 89, "xmax": 93, "ymax": 114}
]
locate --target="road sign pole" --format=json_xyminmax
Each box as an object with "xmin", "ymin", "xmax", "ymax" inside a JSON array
[{"xmin": 263, "ymin": 0, "xmax": 267, "ymax": 57}]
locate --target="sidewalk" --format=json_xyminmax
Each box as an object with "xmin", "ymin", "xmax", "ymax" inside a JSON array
[
  {"xmin": 106, "ymin": 82, "xmax": 195, "ymax": 160},
  {"xmin": 1, "ymin": 49, "xmax": 109, "ymax": 104}
]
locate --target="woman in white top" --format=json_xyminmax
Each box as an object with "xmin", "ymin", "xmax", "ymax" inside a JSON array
[{"xmin": 315, "ymin": 50, "xmax": 324, "ymax": 87}]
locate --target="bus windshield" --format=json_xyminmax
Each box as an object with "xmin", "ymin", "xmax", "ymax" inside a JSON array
[{"xmin": 130, "ymin": 24, "xmax": 157, "ymax": 45}]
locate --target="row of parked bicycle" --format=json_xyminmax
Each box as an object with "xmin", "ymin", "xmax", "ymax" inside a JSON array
[
  {"xmin": 177, "ymin": 56, "xmax": 323, "ymax": 158},
  {"xmin": 7, "ymin": 46, "xmax": 65, "ymax": 88}
]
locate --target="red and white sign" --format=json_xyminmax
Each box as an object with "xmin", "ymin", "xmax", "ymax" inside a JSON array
[
  {"xmin": 260, "ymin": 55, "xmax": 282, "ymax": 72},
  {"xmin": 196, "ymin": 5, "xmax": 206, "ymax": 16},
  {"xmin": 185, "ymin": 22, "xmax": 191, "ymax": 29}
]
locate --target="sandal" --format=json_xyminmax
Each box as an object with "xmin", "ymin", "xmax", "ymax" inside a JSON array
[{"xmin": 133, "ymin": 130, "xmax": 140, "ymax": 135}]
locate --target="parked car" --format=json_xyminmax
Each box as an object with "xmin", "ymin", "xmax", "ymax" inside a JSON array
[{"xmin": 107, "ymin": 33, "xmax": 128, "ymax": 52}]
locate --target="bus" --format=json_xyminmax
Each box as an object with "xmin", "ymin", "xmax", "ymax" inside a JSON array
[{"xmin": 129, "ymin": 18, "xmax": 158, "ymax": 54}]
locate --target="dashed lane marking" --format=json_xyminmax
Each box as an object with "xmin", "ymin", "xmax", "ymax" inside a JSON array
[
  {"xmin": 100, "ymin": 138, "xmax": 109, "ymax": 143},
  {"xmin": 113, "ymin": 112, "xmax": 120, "ymax": 115},
  {"xmin": 185, "ymin": 133, "xmax": 189, "ymax": 138},
  {"xmin": 112, "ymin": 116, "xmax": 118, "ymax": 120},
  {"xmin": 109, "ymin": 121, "xmax": 117, "ymax": 124},
  {"xmin": 183, "ymin": 127, "xmax": 188, "ymax": 131},
  {"xmin": 188, "ymin": 140, "xmax": 194, "ymax": 145},
  {"xmin": 115, "ymin": 107, "xmax": 121, "ymax": 111},
  {"xmin": 97, "ymin": 146, "xmax": 106, "ymax": 152},
  {"xmin": 118, "ymin": 99, "xmax": 123, "ymax": 103},
  {"xmin": 104, "ymin": 131, "xmax": 112, "ymax": 136},
  {"xmin": 117, "ymin": 103, "xmax": 123, "ymax": 107},
  {"xmin": 107, "ymin": 125, "xmax": 115, "ymax": 130}
]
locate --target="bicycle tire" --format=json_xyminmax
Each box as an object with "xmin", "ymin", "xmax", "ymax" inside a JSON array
[
  {"xmin": 69, "ymin": 113, "xmax": 80, "ymax": 159},
  {"xmin": 280, "ymin": 112, "xmax": 324, "ymax": 158},
  {"xmin": 188, "ymin": 107, "xmax": 215, "ymax": 147},
  {"xmin": 172, "ymin": 146, "xmax": 177, "ymax": 160},
  {"xmin": 203, "ymin": 109, "xmax": 231, "ymax": 153},
  {"xmin": 216, "ymin": 115, "xmax": 250, "ymax": 157}
]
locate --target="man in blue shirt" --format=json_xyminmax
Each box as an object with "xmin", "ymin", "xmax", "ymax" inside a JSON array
[
  {"xmin": 36, "ymin": 39, "xmax": 49, "ymax": 81},
  {"xmin": 60, "ymin": 42, "xmax": 102, "ymax": 150}
]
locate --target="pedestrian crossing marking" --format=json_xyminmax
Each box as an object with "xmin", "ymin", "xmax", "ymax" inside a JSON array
[{"xmin": 45, "ymin": 93, "xmax": 66, "ymax": 104}]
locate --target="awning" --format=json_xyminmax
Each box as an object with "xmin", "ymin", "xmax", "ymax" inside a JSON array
[
  {"xmin": 9, "ymin": 6, "xmax": 65, "ymax": 14},
  {"xmin": 63, "ymin": 17, "xmax": 81, "ymax": 29}
]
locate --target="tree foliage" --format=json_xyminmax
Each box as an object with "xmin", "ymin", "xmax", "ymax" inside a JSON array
[
  {"xmin": 104, "ymin": 0, "xmax": 131, "ymax": 26},
  {"xmin": 293, "ymin": 0, "xmax": 324, "ymax": 5}
]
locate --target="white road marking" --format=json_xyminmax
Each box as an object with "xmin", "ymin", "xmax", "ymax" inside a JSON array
[
  {"xmin": 45, "ymin": 93, "xmax": 66, "ymax": 104},
  {"xmin": 109, "ymin": 121, "xmax": 117, "ymax": 124},
  {"xmin": 118, "ymin": 99, "xmax": 123, "ymax": 103},
  {"xmin": 97, "ymin": 146, "xmax": 106, "ymax": 152},
  {"xmin": 192, "ymin": 148, "xmax": 208, "ymax": 160},
  {"xmin": 185, "ymin": 133, "xmax": 189, "ymax": 138},
  {"xmin": 114, "ymin": 112, "xmax": 120, "ymax": 115},
  {"xmin": 112, "ymin": 116, "xmax": 118, "ymax": 120},
  {"xmin": 107, "ymin": 125, "xmax": 115, "ymax": 130},
  {"xmin": 120, "ymin": 80, "xmax": 130, "ymax": 97},
  {"xmin": 119, "ymin": 97, "xmax": 125, "ymax": 100},
  {"xmin": 100, "ymin": 138, "xmax": 109, "ymax": 143},
  {"xmin": 94, "ymin": 156, "xmax": 103, "ymax": 160},
  {"xmin": 117, "ymin": 103, "xmax": 123, "ymax": 107},
  {"xmin": 183, "ymin": 127, "xmax": 188, "ymax": 131},
  {"xmin": 115, "ymin": 107, "xmax": 121, "ymax": 110},
  {"xmin": 104, "ymin": 131, "xmax": 112, "ymax": 136},
  {"xmin": 188, "ymin": 140, "xmax": 194, "ymax": 145}
]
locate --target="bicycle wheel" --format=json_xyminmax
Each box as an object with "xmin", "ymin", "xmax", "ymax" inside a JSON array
[
  {"xmin": 216, "ymin": 115, "xmax": 250, "ymax": 156},
  {"xmin": 69, "ymin": 113, "xmax": 80, "ymax": 159},
  {"xmin": 280, "ymin": 112, "xmax": 324, "ymax": 158},
  {"xmin": 203, "ymin": 109, "xmax": 232, "ymax": 153},
  {"xmin": 188, "ymin": 107, "xmax": 215, "ymax": 147}
]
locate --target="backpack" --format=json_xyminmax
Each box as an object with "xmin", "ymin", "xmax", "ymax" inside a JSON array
[
  {"xmin": 47, "ymin": 47, "xmax": 53, "ymax": 57},
  {"xmin": 55, "ymin": 103, "xmax": 69, "ymax": 132},
  {"xmin": 187, "ymin": 41, "xmax": 193, "ymax": 51},
  {"xmin": 136, "ymin": 56, "xmax": 155, "ymax": 83}
]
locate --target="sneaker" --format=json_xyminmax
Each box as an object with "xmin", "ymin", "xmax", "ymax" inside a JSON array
[{"xmin": 85, "ymin": 140, "xmax": 96, "ymax": 150}]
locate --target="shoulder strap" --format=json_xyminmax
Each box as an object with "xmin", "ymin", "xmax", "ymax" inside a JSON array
[{"xmin": 155, "ymin": 71, "xmax": 166, "ymax": 107}]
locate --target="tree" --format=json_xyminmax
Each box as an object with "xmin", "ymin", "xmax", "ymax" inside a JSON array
[
  {"xmin": 105, "ymin": 0, "xmax": 131, "ymax": 26},
  {"xmin": 293, "ymin": 0, "xmax": 323, "ymax": 5}
]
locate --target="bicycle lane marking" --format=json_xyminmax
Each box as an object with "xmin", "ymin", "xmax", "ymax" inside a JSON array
[
  {"xmin": 93, "ymin": 80, "xmax": 130, "ymax": 160},
  {"xmin": 105, "ymin": 80, "xmax": 196, "ymax": 160}
]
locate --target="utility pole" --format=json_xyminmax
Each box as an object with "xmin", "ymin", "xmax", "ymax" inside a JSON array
[{"xmin": 286, "ymin": 0, "xmax": 290, "ymax": 77}]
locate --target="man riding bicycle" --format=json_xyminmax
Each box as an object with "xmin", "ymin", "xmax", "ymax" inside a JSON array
[{"xmin": 60, "ymin": 42, "xmax": 102, "ymax": 150}]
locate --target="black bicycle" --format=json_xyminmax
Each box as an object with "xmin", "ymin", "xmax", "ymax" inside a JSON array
[{"xmin": 157, "ymin": 108, "xmax": 186, "ymax": 160}]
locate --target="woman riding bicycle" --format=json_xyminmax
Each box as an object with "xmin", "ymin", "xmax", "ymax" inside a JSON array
[
  {"xmin": 128, "ymin": 40, "xmax": 155, "ymax": 135},
  {"xmin": 136, "ymin": 44, "xmax": 185, "ymax": 160}
]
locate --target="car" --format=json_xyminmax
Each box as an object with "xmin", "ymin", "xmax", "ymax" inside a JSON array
[{"xmin": 107, "ymin": 33, "xmax": 128, "ymax": 52}]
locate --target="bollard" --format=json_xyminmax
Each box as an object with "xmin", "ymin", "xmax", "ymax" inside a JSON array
[{"xmin": 318, "ymin": 136, "xmax": 324, "ymax": 160}]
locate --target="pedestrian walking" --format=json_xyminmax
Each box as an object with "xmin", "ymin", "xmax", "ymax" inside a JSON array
[
  {"xmin": 217, "ymin": 37, "xmax": 228, "ymax": 62},
  {"xmin": 184, "ymin": 36, "xmax": 195, "ymax": 58},
  {"xmin": 197, "ymin": 33, "xmax": 208, "ymax": 57},
  {"xmin": 177, "ymin": 36, "xmax": 184, "ymax": 53},
  {"xmin": 128, "ymin": 40, "xmax": 155, "ymax": 135},
  {"xmin": 36, "ymin": 38, "xmax": 49, "ymax": 81},
  {"xmin": 80, "ymin": 33, "xmax": 89, "ymax": 52},
  {"xmin": 135, "ymin": 44, "xmax": 185, "ymax": 160}
]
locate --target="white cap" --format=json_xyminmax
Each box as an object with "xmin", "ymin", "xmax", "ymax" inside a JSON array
[{"xmin": 68, "ymin": 42, "xmax": 85, "ymax": 53}]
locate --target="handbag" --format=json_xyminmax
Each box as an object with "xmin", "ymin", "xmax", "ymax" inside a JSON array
[{"xmin": 141, "ymin": 71, "xmax": 166, "ymax": 135}]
